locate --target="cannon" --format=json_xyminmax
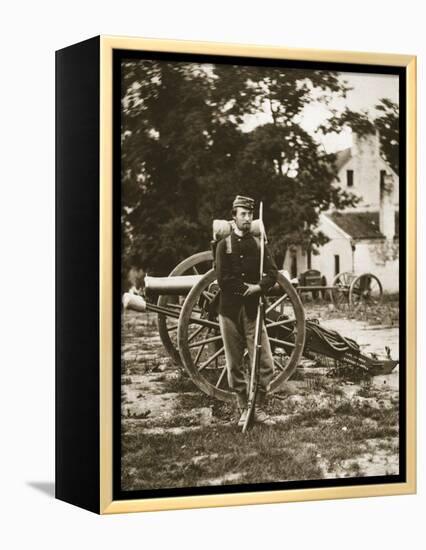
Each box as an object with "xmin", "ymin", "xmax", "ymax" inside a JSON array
[
  {"xmin": 294, "ymin": 270, "xmax": 384, "ymax": 311},
  {"xmin": 123, "ymin": 246, "xmax": 396, "ymax": 403},
  {"xmin": 328, "ymin": 271, "xmax": 384, "ymax": 311}
]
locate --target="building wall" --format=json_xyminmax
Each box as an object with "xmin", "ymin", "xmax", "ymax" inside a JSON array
[
  {"xmin": 283, "ymin": 215, "xmax": 354, "ymax": 284},
  {"xmin": 309, "ymin": 134, "xmax": 400, "ymax": 293},
  {"xmin": 335, "ymin": 133, "xmax": 399, "ymax": 210},
  {"xmin": 309, "ymin": 237, "xmax": 399, "ymax": 293},
  {"xmin": 310, "ymin": 237, "xmax": 354, "ymax": 285},
  {"xmin": 284, "ymin": 224, "xmax": 400, "ymax": 294},
  {"xmin": 281, "ymin": 134, "xmax": 400, "ymax": 291},
  {"xmin": 352, "ymin": 240, "xmax": 399, "ymax": 293}
]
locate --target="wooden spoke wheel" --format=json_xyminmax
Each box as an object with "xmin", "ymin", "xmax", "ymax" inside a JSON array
[
  {"xmin": 349, "ymin": 273, "xmax": 383, "ymax": 311},
  {"xmin": 177, "ymin": 270, "xmax": 306, "ymax": 402},
  {"xmin": 157, "ymin": 250, "xmax": 213, "ymax": 365},
  {"xmin": 330, "ymin": 271, "xmax": 356, "ymax": 311}
]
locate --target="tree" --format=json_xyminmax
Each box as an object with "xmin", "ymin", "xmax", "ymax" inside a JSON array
[
  {"xmin": 121, "ymin": 60, "xmax": 358, "ymax": 277},
  {"xmin": 375, "ymin": 98, "xmax": 399, "ymax": 174},
  {"xmin": 198, "ymin": 65, "xmax": 358, "ymax": 262},
  {"xmin": 121, "ymin": 60, "xmax": 217, "ymax": 275}
]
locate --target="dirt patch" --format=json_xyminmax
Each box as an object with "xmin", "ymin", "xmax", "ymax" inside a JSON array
[{"xmin": 120, "ymin": 307, "xmax": 400, "ymax": 491}]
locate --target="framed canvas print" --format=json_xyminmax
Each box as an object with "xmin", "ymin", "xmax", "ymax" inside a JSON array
[{"xmin": 55, "ymin": 35, "xmax": 416, "ymax": 514}]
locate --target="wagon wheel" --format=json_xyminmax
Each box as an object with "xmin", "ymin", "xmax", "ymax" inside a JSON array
[
  {"xmin": 330, "ymin": 271, "xmax": 355, "ymax": 311},
  {"xmin": 157, "ymin": 250, "xmax": 213, "ymax": 365},
  {"xmin": 177, "ymin": 270, "xmax": 306, "ymax": 402},
  {"xmin": 349, "ymin": 273, "xmax": 383, "ymax": 311}
]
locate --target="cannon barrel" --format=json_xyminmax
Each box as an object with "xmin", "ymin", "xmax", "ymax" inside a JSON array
[
  {"xmin": 144, "ymin": 270, "xmax": 293, "ymax": 296},
  {"xmin": 145, "ymin": 274, "xmax": 203, "ymax": 295}
]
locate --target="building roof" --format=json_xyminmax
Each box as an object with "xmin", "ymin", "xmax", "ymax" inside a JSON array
[
  {"xmin": 333, "ymin": 139, "xmax": 396, "ymax": 177},
  {"xmin": 335, "ymin": 147, "xmax": 352, "ymax": 171},
  {"xmin": 327, "ymin": 211, "xmax": 399, "ymax": 240}
]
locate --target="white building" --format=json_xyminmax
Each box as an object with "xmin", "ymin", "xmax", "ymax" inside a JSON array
[{"xmin": 283, "ymin": 132, "xmax": 399, "ymax": 293}]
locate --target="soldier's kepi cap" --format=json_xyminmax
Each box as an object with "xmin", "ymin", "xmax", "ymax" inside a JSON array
[{"xmin": 232, "ymin": 195, "xmax": 255, "ymax": 210}]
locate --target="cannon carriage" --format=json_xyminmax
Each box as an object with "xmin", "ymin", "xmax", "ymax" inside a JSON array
[
  {"xmin": 294, "ymin": 269, "xmax": 383, "ymax": 311},
  {"xmin": 123, "ymin": 227, "xmax": 396, "ymax": 403},
  {"xmin": 124, "ymin": 250, "xmax": 306, "ymax": 402},
  {"xmin": 328, "ymin": 271, "xmax": 384, "ymax": 311}
]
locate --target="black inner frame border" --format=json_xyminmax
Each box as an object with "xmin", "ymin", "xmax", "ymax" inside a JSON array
[{"xmin": 112, "ymin": 47, "xmax": 407, "ymax": 502}]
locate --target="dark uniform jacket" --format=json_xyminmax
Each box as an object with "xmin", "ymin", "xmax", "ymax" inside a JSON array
[{"xmin": 215, "ymin": 231, "xmax": 278, "ymax": 321}]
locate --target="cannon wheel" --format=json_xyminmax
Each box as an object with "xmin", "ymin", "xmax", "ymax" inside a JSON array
[
  {"xmin": 349, "ymin": 273, "xmax": 383, "ymax": 311},
  {"xmin": 330, "ymin": 271, "xmax": 355, "ymax": 311},
  {"xmin": 157, "ymin": 251, "xmax": 213, "ymax": 365},
  {"xmin": 177, "ymin": 270, "xmax": 306, "ymax": 402}
]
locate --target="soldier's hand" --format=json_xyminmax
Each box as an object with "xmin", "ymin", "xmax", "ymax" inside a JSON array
[{"xmin": 243, "ymin": 283, "xmax": 261, "ymax": 296}]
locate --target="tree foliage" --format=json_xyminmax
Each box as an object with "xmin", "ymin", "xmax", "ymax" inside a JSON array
[
  {"xmin": 121, "ymin": 60, "xmax": 362, "ymax": 277},
  {"xmin": 375, "ymin": 98, "xmax": 399, "ymax": 174}
]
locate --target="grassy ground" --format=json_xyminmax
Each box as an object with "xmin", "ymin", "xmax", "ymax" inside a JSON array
[
  {"xmin": 122, "ymin": 391, "xmax": 399, "ymax": 490},
  {"xmin": 304, "ymin": 295, "xmax": 399, "ymax": 326},
  {"xmin": 121, "ymin": 300, "xmax": 400, "ymax": 491}
]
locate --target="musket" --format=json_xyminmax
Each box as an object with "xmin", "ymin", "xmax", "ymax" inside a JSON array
[{"xmin": 242, "ymin": 201, "xmax": 266, "ymax": 433}]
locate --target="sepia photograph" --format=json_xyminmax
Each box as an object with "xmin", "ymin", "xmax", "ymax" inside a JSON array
[{"xmin": 117, "ymin": 51, "xmax": 403, "ymax": 496}]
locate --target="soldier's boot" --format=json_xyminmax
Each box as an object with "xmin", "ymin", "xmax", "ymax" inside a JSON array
[{"xmin": 253, "ymin": 391, "xmax": 276, "ymax": 426}]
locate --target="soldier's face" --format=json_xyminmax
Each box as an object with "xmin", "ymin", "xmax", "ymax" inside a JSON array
[{"xmin": 233, "ymin": 207, "xmax": 253, "ymax": 233}]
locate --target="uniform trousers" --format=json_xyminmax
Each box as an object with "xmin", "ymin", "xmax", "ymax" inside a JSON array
[{"xmin": 219, "ymin": 307, "xmax": 274, "ymax": 409}]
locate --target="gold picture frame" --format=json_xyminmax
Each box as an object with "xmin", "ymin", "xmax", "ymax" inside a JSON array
[{"xmin": 56, "ymin": 35, "xmax": 416, "ymax": 514}]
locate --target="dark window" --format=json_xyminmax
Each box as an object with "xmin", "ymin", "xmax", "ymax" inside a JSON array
[
  {"xmin": 380, "ymin": 169, "xmax": 387, "ymax": 191},
  {"xmin": 347, "ymin": 170, "xmax": 354, "ymax": 187},
  {"xmin": 334, "ymin": 255, "xmax": 340, "ymax": 276}
]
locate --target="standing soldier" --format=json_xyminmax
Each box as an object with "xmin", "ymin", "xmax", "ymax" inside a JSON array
[{"xmin": 215, "ymin": 195, "xmax": 278, "ymax": 427}]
